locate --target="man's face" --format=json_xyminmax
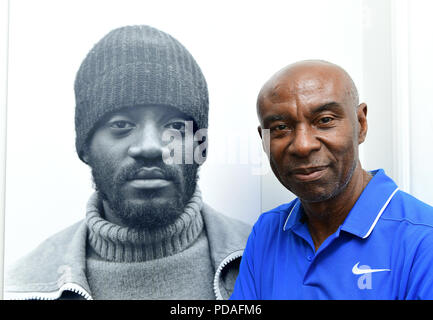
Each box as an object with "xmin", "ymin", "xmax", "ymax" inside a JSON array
[
  {"xmin": 84, "ymin": 105, "xmax": 199, "ymax": 229},
  {"xmin": 258, "ymin": 65, "xmax": 367, "ymax": 203}
]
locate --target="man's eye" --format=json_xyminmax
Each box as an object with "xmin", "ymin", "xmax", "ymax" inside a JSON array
[
  {"xmin": 272, "ymin": 124, "xmax": 289, "ymax": 131},
  {"xmin": 318, "ymin": 117, "xmax": 334, "ymax": 125},
  {"xmin": 109, "ymin": 120, "xmax": 135, "ymax": 130},
  {"xmin": 165, "ymin": 121, "xmax": 186, "ymax": 132}
]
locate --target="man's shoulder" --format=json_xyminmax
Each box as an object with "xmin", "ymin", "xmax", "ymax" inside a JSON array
[
  {"xmin": 383, "ymin": 190, "xmax": 433, "ymax": 228},
  {"xmin": 201, "ymin": 203, "xmax": 252, "ymax": 243},
  {"xmin": 201, "ymin": 205, "xmax": 253, "ymax": 299},
  {"xmin": 10, "ymin": 220, "xmax": 84, "ymax": 263},
  {"xmin": 40, "ymin": 220, "xmax": 85, "ymax": 245},
  {"xmin": 5, "ymin": 220, "xmax": 85, "ymax": 288}
]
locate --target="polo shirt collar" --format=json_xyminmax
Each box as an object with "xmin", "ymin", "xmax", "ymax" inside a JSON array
[
  {"xmin": 283, "ymin": 169, "xmax": 399, "ymax": 239},
  {"xmin": 340, "ymin": 169, "xmax": 399, "ymax": 238},
  {"xmin": 283, "ymin": 199, "xmax": 302, "ymax": 231}
]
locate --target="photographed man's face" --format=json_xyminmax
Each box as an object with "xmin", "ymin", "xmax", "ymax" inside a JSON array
[
  {"xmin": 258, "ymin": 65, "xmax": 367, "ymax": 203},
  {"xmin": 83, "ymin": 105, "xmax": 199, "ymax": 229}
]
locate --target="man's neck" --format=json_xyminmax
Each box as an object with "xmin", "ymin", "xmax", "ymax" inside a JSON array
[{"xmin": 300, "ymin": 163, "xmax": 372, "ymax": 251}]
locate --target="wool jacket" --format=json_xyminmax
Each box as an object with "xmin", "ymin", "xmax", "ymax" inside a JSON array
[{"xmin": 4, "ymin": 203, "xmax": 251, "ymax": 300}]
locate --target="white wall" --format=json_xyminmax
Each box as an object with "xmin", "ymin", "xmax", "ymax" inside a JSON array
[
  {"xmin": 3, "ymin": 0, "xmax": 433, "ymax": 274},
  {"xmin": 407, "ymin": 0, "xmax": 433, "ymax": 206},
  {"xmin": 0, "ymin": 0, "xmax": 10, "ymax": 300},
  {"xmin": 361, "ymin": 0, "xmax": 394, "ymax": 176},
  {"xmin": 361, "ymin": 0, "xmax": 433, "ymax": 207}
]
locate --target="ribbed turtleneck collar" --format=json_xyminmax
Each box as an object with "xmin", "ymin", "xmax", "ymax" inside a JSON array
[{"xmin": 85, "ymin": 187, "xmax": 204, "ymax": 262}]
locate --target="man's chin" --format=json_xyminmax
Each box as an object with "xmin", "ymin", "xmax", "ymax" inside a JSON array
[
  {"xmin": 288, "ymin": 184, "xmax": 339, "ymax": 204},
  {"xmin": 297, "ymin": 192, "xmax": 335, "ymax": 204}
]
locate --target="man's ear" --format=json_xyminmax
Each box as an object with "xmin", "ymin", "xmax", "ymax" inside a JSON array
[
  {"xmin": 357, "ymin": 103, "xmax": 368, "ymax": 144},
  {"xmin": 81, "ymin": 153, "xmax": 89, "ymax": 164},
  {"xmin": 258, "ymin": 125, "xmax": 271, "ymax": 159},
  {"xmin": 80, "ymin": 143, "xmax": 90, "ymax": 164},
  {"xmin": 258, "ymin": 125, "xmax": 262, "ymax": 139}
]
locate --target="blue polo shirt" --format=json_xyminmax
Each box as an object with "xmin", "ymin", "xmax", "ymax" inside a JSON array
[{"xmin": 231, "ymin": 169, "xmax": 433, "ymax": 300}]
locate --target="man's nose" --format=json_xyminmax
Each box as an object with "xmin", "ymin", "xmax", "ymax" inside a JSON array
[
  {"xmin": 287, "ymin": 125, "xmax": 321, "ymax": 158},
  {"xmin": 127, "ymin": 124, "xmax": 164, "ymax": 160}
]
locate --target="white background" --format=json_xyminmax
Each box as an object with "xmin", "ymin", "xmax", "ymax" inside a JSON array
[{"xmin": 2, "ymin": 0, "xmax": 433, "ymax": 280}]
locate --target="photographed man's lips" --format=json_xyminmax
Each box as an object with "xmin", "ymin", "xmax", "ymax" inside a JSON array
[
  {"xmin": 290, "ymin": 166, "xmax": 328, "ymax": 182},
  {"xmin": 128, "ymin": 167, "xmax": 172, "ymax": 189},
  {"xmin": 133, "ymin": 167, "xmax": 166, "ymax": 180},
  {"xmin": 128, "ymin": 179, "xmax": 172, "ymax": 189}
]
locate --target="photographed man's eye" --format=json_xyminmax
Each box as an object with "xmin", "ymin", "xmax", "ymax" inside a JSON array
[
  {"xmin": 109, "ymin": 120, "xmax": 135, "ymax": 130},
  {"xmin": 165, "ymin": 121, "xmax": 186, "ymax": 132}
]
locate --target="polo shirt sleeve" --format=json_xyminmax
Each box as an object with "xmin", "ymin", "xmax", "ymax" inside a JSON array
[
  {"xmin": 405, "ymin": 231, "xmax": 433, "ymax": 300},
  {"xmin": 230, "ymin": 225, "xmax": 259, "ymax": 300}
]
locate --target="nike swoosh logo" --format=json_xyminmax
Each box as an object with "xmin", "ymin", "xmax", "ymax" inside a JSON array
[{"xmin": 352, "ymin": 262, "xmax": 391, "ymax": 275}]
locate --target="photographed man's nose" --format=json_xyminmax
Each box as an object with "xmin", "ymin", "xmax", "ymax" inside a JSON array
[
  {"xmin": 127, "ymin": 124, "xmax": 164, "ymax": 160},
  {"xmin": 288, "ymin": 126, "xmax": 321, "ymax": 158}
]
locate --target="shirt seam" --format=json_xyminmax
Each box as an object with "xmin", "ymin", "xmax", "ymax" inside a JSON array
[
  {"xmin": 261, "ymin": 208, "xmax": 291, "ymax": 217},
  {"xmin": 380, "ymin": 216, "xmax": 433, "ymax": 230}
]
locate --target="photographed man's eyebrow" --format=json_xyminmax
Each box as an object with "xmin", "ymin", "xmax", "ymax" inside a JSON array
[
  {"xmin": 102, "ymin": 113, "xmax": 133, "ymax": 125},
  {"xmin": 312, "ymin": 101, "xmax": 343, "ymax": 114},
  {"xmin": 106, "ymin": 108, "xmax": 135, "ymax": 119}
]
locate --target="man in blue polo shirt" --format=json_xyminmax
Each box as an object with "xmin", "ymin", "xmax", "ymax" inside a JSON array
[{"xmin": 231, "ymin": 60, "xmax": 433, "ymax": 300}]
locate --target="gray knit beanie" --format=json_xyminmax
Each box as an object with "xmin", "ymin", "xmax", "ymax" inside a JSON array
[{"xmin": 74, "ymin": 25, "xmax": 209, "ymax": 162}]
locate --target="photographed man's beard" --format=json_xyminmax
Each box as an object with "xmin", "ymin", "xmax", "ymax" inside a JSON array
[{"xmin": 88, "ymin": 158, "xmax": 199, "ymax": 230}]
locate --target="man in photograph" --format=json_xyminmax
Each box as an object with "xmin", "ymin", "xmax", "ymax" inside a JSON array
[
  {"xmin": 5, "ymin": 25, "xmax": 250, "ymax": 300},
  {"xmin": 231, "ymin": 60, "xmax": 433, "ymax": 299}
]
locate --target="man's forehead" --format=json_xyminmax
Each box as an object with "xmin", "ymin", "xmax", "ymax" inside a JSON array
[
  {"xmin": 266, "ymin": 65, "xmax": 345, "ymax": 96},
  {"xmin": 258, "ymin": 62, "xmax": 353, "ymax": 114},
  {"xmin": 264, "ymin": 79, "xmax": 337, "ymax": 104}
]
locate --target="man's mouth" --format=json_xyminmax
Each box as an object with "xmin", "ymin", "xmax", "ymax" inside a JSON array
[
  {"xmin": 127, "ymin": 167, "xmax": 173, "ymax": 189},
  {"xmin": 290, "ymin": 166, "xmax": 328, "ymax": 182}
]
